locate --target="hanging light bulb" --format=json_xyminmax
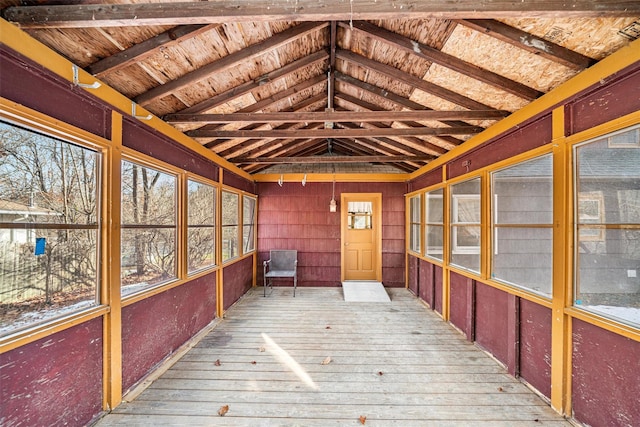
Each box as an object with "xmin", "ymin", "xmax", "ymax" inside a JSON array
[{"xmin": 329, "ymin": 174, "xmax": 337, "ymax": 212}]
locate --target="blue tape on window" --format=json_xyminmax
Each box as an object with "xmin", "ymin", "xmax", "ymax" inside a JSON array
[{"xmin": 35, "ymin": 237, "xmax": 46, "ymax": 255}]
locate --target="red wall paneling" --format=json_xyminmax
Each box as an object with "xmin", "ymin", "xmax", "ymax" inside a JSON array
[
  {"xmin": 0, "ymin": 317, "xmax": 103, "ymax": 426},
  {"xmin": 223, "ymin": 257, "xmax": 253, "ymax": 310},
  {"xmin": 449, "ymin": 272, "xmax": 475, "ymax": 341},
  {"xmin": 222, "ymin": 169, "xmax": 256, "ymax": 194},
  {"xmin": 121, "ymin": 273, "xmax": 217, "ymax": 392},
  {"xmin": 474, "ymin": 283, "xmax": 511, "ymax": 368},
  {"xmin": 407, "ymin": 255, "xmax": 419, "ymax": 295},
  {"xmin": 447, "ymin": 115, "xmax": 553, "ymax": 180},
  {"xmin": 572, "ymin": 319, "xmax": 640, "ymax": 427},
  {"xmin": 567, "ymin": 62, "xmax": 640, "ymax": 136},
  {"xmin": 518, "ymin": 299, "xmax": 552, "ymax": 399},
  {"xmin": 122, "ymin": 118, "xmax": 218, "ymax": 182},
  {"xmin": 434, "ymin": 264, "xmax": 443, "ymax": 315},
  {"xmin": 0, "ymin": 47, "xmax": 110, "ymax": 139},
  {"xmin": 257, "ymin": 181, "xmax": 406, "ymax": 288},
  {"xmin": 418, "ymin": 259, "xmax": 436, "ymax": 308},
  {"xmin": 408, "ymin": 166, "xmax": 442, "ymax": 192}
]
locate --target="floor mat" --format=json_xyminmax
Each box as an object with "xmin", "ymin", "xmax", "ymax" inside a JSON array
[{"xmin": 342, "ymin": 281, "xmax": 391, "ymax": 302}]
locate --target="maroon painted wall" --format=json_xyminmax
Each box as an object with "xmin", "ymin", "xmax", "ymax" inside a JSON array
[
  {"xmin": 123, "ymin": 119, "xmax": 219, "ymax": 181},
  {"xmin": 0, "ymin": 47, "xmax": 111, "ymax": 139},
  {"xmin": 474, "ymin": 283, "xmax": 510, "ymax": 366},
  {"xmin": 572, "ymin": 319, "xmax": 640, "ymax": 427},
  {"xmin": 449, "ymin": 272, "xmax": 474, "ymax": 341},
  {"xmin": 407, "ymin": 255, "xmax": 418, "ymax": 295},
  {"xmin": 519, "ymin": 299, "xmax": 551, "ymax": 399},
  {"xmin": 408, "ymin": 166, "xmax": 442, "ymax": 193},
  {"xmin": 567, "ymin": 64, "xmax": 640, "ymax": 135},
  {"xmin": 257, "ymin": 181, "xmax": 406, "ymax": 288},
  {"xmin": 223, "ymin": 256, "xmax": 253, "ymax": 310},
  {"xmin": 121, "ymin": 272, "xmax": 216, "ymax": 392},
  {"xmin": 0, "ymin": 318, "xmax": 103, "ymax": 427}
]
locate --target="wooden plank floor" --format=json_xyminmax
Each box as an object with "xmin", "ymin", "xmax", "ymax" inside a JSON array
[{"xmin": 97, "ymin": 287, "xmax": 571, "ymax": 426}]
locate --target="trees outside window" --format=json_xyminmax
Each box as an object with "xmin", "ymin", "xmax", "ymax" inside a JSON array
[
  {"xmin": 0, "ymin": 121, "xmax": 100, "ymax": 335},
  {"xmin": 187, "ymin": 179, "xmax": 216, "ymax": 274},
  {"xmin": 221, "ymin": 191, "xmax": 239, "ymax": 262},
  {"xmin": 121, "ymin": 160, "xmax": 176, "ymax": 296}
]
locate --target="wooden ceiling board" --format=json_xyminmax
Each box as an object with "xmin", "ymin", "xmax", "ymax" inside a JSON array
[
  {"xmin": 501, "ymin": 17, "xmax": 639, "ymax": 59},
  {"xmin": 443, "ymin": 25, "xmax": 578, "ymax": 93},
  {"xmin": 423, "ymin": 63, "xmax": 531, "ymax": 112},
  {"xmin": 374, "ymin": 19, "xmax": 457, "ymax": 50}
]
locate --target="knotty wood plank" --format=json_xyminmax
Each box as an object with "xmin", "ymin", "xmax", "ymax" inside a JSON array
[
  {"xmin": 6, "ymin": 1, "xmax": 639, "ymax": 28},
  {"xmin": 96, "ymin": 288, "xmax": 571, "ymax": 426}
]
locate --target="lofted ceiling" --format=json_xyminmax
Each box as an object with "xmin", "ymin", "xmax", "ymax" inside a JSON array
[{"xmin": 1, "ymin": 1, "xmax": 639, "ymax": 174}]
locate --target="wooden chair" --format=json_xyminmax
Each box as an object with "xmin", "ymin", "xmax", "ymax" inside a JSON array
[{"xmin": 263, "ymin": 250, "xmax": 298, "ymax": 297}]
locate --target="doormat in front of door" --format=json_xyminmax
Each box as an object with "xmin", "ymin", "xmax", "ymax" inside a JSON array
[{"xmin": 342, "ymin": 281, "xmax": 390, "ymax": 302}]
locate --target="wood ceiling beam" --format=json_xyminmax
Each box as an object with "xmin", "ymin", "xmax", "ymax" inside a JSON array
[
  {"xmin": 188, "ymin": 125, "xmax": 484, "ymax": 139},
  {"xmin": 5, "ymin": 1, "xmax": 638, "ymax": 28},
  {"xmin": 190, "ymin": 77, "xmax": 327, "ymax": 139},
  {"xmin": 177, "ymin": 49, "xmax": 329, "ymax": 115},
  {"xmin": 455, "ymin": 19, "xmax": 596, "ymax": 69},
  {"xmin": 87, "ymin": 24, "xmax": 213, "ymax": 77},
  {"xmin": 342, "ymin": 20, "xmax": 543, "ymax": 101},
  {"xmin": 334, "ymin": 72, "xmax": 466, "ymax": 148},
  {"xmin": 230, "ymin": 155, "xmax": 434, "ymax": 164},
  {"xmin": 165, "ymin": 109, "xmax": 509, "ymax": 124},
  {"xmin": 331, "ymin": 139, "xmax": 423, "ymax": 172},
  {"xmin": 134, "ymin": 21, "xmax": 328, "ymax": 106},
  {"xmin": 336, "ymin": 49, "xmax": 495, "ymax": 111}
]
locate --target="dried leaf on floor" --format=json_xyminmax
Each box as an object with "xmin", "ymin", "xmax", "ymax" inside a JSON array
[
  {"xmin": 259, "ymin": 346, "xmax": 265, "ymax": 352},
  {"xmin": 377, "ymin": 371, "xmax": 384, "ymax": 376},
  {"xmin": 321, "ymin": 356, "xmax": 332, "ymax": 365},
  {"xmin": 251, "ymin": 361, "xmax": 257, "ymax": 365},
  {"xmin": 214, "ymin": 359, "xmax": 221, "ymax": 366},
  {"xmin": 218, "ymin": 405, "xmax": 229, "ymax": 416},
  {"xmin": 325, "ymin": 326, "xmax": 331, "ymax": 329},
  {"xmin": 359, "ymin": 415, "xmax": 367, "ymax": 424}
]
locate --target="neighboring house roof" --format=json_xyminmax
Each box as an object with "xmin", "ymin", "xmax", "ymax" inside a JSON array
[{"xmin": 0, "ymin": 200, "xmax": 60, "ymax": 217}]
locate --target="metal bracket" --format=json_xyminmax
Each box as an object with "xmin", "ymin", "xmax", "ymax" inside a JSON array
[
  {"xmin": 131, "ymin": 102, "xmax": 153, "ymax": 121},
  {"xmin": 72, "ymin": 64, "xmax": 101, "ymax": 89}
]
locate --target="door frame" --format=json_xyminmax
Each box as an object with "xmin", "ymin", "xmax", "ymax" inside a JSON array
[{"xmin": 340, "ymin": 193, "xmax": 382, "ymax": 282}]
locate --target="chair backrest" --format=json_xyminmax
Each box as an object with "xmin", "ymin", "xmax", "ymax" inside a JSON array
[{"xmin": 270, "ymin": 250, "xmax": 297, "ymax": 271}]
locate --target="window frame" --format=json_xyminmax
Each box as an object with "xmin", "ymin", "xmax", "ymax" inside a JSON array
[
  {"xmin": 408, "ymin": 194, "xmax": 422, "ymax": 254},
  {"xmin": 221, "ymin": 189, "xmax": 240, "ymax": 263},
  {"xmin": 425, "ymin": 189, "xmax": 444, "ymax": 259},
  {"xmin": 120, "ymin": 155, "xmax": 179, "ymax": 297},
  {"xmin": 186, "ymin": 176, "xmax": 217, "ymax": 275},
  {"xmin": 242, "ymin": 194, "xmax": 257, "ymax": 255},
  {"xmin": 451, "ymin": 193, "xmax": 481, "ymax": 255}
]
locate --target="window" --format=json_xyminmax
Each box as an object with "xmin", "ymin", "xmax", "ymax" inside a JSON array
[
  {"xmin": 121, "ymin": 160, "xmax": 176, "ymax": 296},
  {"xmin": 425, "ymin": 189, "xmax": 443, "ymax": 260},
  {"xmin": 347, "ymin": 202, "xmax": 373, "ymax": 230},
  {"xmin": 409, "ymin": 195, "xmax": 421, "ymax": 253},
  {"xmin": 491, "ymin": 154, "xmax": 553, "ymax": 297},
  {"xmin": 221, "ymin": 191, "xmax": 239, "ymax": 262},
  {"xmin": 187, "ymin": 179, "xmax": 216, "ymax": 273},
  {"xmin": 242, "ymin": 195, "xmax": 256, "ymax": 254},
  {"xmin": 450, "ymin": 178, "xmax": 481, "ymax": 272},
  {"xmin": 0, "ymin": 121, "xmax": 100, "ymax": 335},
  {"xmin": 574, "ymin": 125, "xmax": 640, "ymax": 327}
]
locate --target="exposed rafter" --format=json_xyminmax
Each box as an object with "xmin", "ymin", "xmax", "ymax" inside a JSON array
[
  {"xmin": 230, "ymin": 155, "xmax": 434, "ymax": 164},
  {"xmin": 165, "ymin": 109, "xmax": 509, "ymax": 124},
  {"xmin": 4, "ymin": 1, "xmax": 638, "ymax": 28}
]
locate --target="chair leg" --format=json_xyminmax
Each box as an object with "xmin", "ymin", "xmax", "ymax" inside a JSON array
[{"xmin": 293, "ymin": 276, "xmax": 296, "ymax": 297}]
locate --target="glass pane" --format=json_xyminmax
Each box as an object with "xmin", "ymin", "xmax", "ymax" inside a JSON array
[
  {"xmin": 409, "ymin": 224, "xmax": 420, "ymax": 253},
  {"xmin": 492, "ymin": 227, "xmax": 553, "ymax": 296},
  {"xmin": 222, "ymin": 225, "xmax": 239, "ymax": 261},
  {"xmin": 243, "ymin": 196, "xmax": 256, "ymax": 253},
  {"xmin": 450, "ymin": 178, "xmax": 481, "ymax": 272},
  {"xmin": 187, "ymin": 227, "xmax": 215, "ymax": 273},
  {"xmin": 243, "ymin": 225, "xmax": 255, "ymax": 253},
  {"xmin": 426, "ymin": 225, "xmax": 443, "ymax": 261},
  {"xmin": 410, "ymin": 196, "xmax": 421, "ymax": 223},
  {"xmin": 187, "ymin": 180, "xmax": 215, "ymax": 273},
  {"xmin": 426, "ymin": 189, "xmax": 443, "ymax": 223},
  {"xmin": 188, "ymin": 180, "xmax": 215, "ymax": 226},
  {"xmin": 348, "ymin": 213, "xmax": 372, "ymax": 230},
  {"xmin": 574, "ymin": 125, "xmax": 640, "ymax": 327},
  {"xmin": 0, "ymin": 121, "xmax": 100, "ymax": 336},
  {"xmin": 121, "ymin": 228, "xmax": 176, "ymax": 295},
  {"xmin": 450, "ymin": 225, "xmax": 481, "ymax": 272},
  {"xmin": 493, "ymin": 155, "xmax": 553, "ymax": 224},
  {"xmin": 0, "ymin": 229, "xmax": 98, "ymax": 335},
  {"xmin": 121, "ymin": 161, "xmax": 176, "ymax": 226},
  {"xmin": 575, "ymin": 229, "xmax": 640, "ymax": 327},
  {"xmin": 222, "ymin": 191, "xmax": 239, "ymax": 226}
]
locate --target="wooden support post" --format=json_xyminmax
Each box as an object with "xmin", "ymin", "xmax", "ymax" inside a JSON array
[
  {"xmin": 550, "ymin": 106, "xmax": 571, "ymax": 414},
  {"xmin": 103, "ymin": 111, "xmax": 123, "ymax": 410}
]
